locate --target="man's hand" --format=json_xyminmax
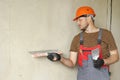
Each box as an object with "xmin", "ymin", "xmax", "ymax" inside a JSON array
[
  {"xmin": 93, "ymin": 58, "xmax": 104, "ymax": 69},
  {"xmin": 47, "ymin": 53, "xmax": 61, "ymax": 61}
]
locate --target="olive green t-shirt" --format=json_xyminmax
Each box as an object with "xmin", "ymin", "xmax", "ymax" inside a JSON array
[{"xmin": 70, "ymin": 28, "xmax": 117, "ymax": 59}]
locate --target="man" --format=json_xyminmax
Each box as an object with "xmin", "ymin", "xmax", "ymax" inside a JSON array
[{"xmin": 32, "ymin": 6, "xmax": 119, "ymax": 80}]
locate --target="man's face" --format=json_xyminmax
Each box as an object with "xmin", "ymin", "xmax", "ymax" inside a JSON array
[{"xmin": 76, "ymin": 16, "xmax": 88, "ymax": 30}]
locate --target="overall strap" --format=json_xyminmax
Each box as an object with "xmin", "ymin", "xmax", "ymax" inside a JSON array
[
  {"xmin": 80, "ymin": 28, "xmax": 103, "ymax": 45},
  {"xmin": 97, "ymin": 28, "xmax": 102, "ymax": 44},
  {"xmin": 80, "ymin": 32, "xmax": 83, "ymax": 45}
]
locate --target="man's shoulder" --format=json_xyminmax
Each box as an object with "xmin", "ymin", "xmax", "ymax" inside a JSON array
[
  {"xmin": 74, "ymin": 33, "xmax": 80, "ymax": 38},
  {"xmin": 101, "ymin": 28, "xmax": 111, "ymax": 34},
  {"xmin": 100, "ymin": 28, "xmax": 113, "ymax": 39},
  {"xmin": 72, "ymin": 33, "xmax": 81, "ymax": 41}
]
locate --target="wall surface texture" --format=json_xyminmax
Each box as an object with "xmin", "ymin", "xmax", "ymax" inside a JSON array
[
  {"xmin": 110, "ymin": 0, "xmax": 120, "ymax": 80},
  {"xmin": 0, "ymin": 0, "xmax": 119, "ymax": 80}
]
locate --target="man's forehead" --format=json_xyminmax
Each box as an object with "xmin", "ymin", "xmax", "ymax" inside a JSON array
[{"xmin": 78, "ymin": 16, "xmax": 87, "ymax": 19}]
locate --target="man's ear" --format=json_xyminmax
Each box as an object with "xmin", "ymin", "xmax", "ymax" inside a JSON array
[
  {"xmin": 87, "ymin": 15, "xmax": 94, "ymax": 24},
  {"xmin": 87, "ymin": 16, "xmax": 92, "ymax": 23}
]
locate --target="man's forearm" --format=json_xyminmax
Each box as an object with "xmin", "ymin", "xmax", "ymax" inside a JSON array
[
  {"xmin": 60, "ymin": 56, "xmax": 75, "ymax": 68},
  {"xmin": 103, "ymin": 53, "xmax": 119, "ymax": 65}
]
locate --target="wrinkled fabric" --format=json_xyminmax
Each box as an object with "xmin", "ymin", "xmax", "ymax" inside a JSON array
[{"xmin": 77, "ymin": 55, "xmax": 110, "ymax": 80}]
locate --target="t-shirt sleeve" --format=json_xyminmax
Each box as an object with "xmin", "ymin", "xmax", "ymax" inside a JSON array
[
  {"xmin": 106, "ymin": 31, "xmax": 117, "ymax": 51},
  {"xmin": 70, "ymin": 35, "xmax": 79, "ymax": 52}
]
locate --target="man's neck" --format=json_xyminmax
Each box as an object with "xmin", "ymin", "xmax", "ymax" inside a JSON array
[{"xmin": 85, "ymin": 25, "xmax": 99, "ymax": 33}]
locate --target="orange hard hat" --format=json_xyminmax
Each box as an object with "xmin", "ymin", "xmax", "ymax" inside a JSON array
[{"xmin": 73, "ymin": 6, "xmax": 96, "ymax": 21}]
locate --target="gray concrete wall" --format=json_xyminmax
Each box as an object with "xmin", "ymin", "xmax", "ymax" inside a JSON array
[{"xmin": 0, "ymin": 0, "xmax": 119, "ymax": 80}]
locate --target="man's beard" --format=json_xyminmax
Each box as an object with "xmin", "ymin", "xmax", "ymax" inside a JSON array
[
  {"xmin": 81, "ymin": 25, "xmax": 88, "ymax": 32},
  {"xmin": 81, "ymin": 29, "xmax": 86, "ymax": 32}
]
